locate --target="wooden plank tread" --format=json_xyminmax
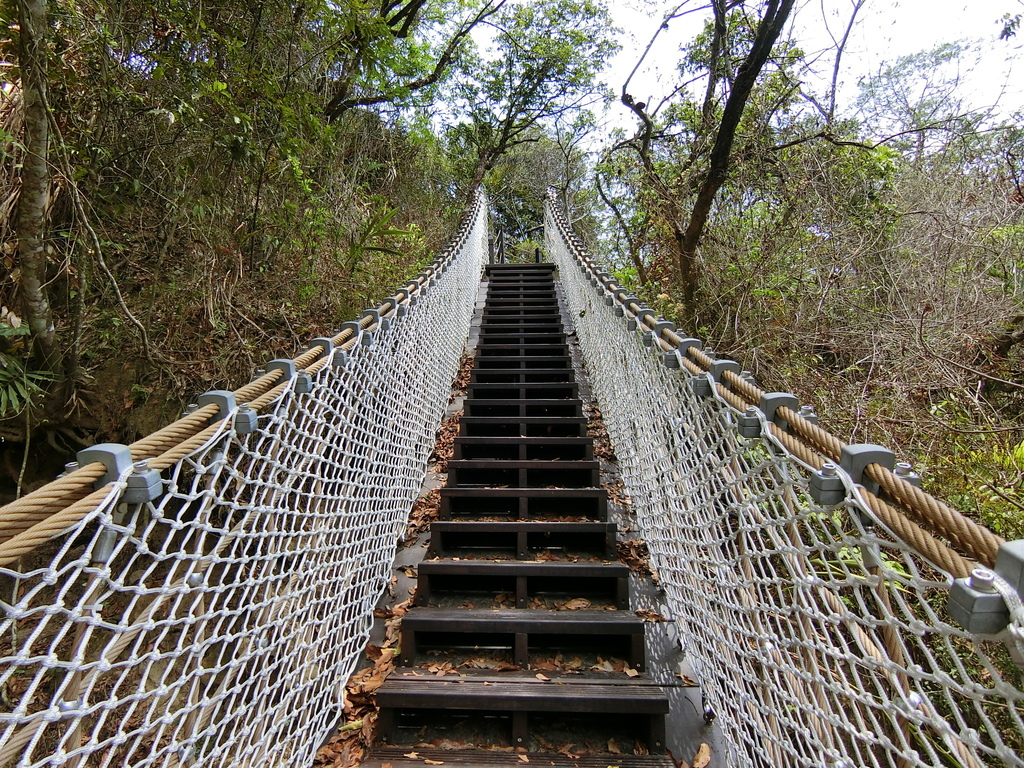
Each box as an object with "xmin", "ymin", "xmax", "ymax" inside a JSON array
[
  {"xmin": 364, "ymin": 748, "xmax": 673, "ymax": 768},
  {"xmin": 376, "ymin": 677, "xmax": 669, "ymax": 713},
  {"xmin": 420, "ymin": 560, "xmax": 627, "ymax": 576},
  {"xmin": 401, "ymin": 608, "xmax": 644, "ymax": 633}
]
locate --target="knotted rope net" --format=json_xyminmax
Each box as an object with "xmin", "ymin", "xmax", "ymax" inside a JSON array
[
  {"xmin": 547, "ymin": 197, "xmax": 1023, "ymax": 768},
  {"xmin": 0, "ymin": 195, "xmax": 487, "ymax": 767}
]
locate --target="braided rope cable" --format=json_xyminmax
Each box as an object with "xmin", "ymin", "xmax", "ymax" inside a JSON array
[
  {"xmin": 0, "ymin": 194, "xmax": 486, "ymax": 551},
  {"xmin": 546, "ymin": 194, "xmax": 1024, "ymax": 768},
  {"xmin": 544, "ymin": 191, "xmax": 1003, "ymax": 567}
]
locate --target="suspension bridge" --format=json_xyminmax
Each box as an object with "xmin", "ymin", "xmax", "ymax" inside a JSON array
[{"xmin": 0, "ymin": 192, "xmax": 1022, "ymax": 767}]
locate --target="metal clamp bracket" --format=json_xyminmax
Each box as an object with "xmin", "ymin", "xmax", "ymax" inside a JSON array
[
  {"xmin": 737, "ymin": 406, "xmax": 761, "ymax": 439},
  {"xmin": 332, "ymin": 349, "xmax": 349, "ymax": 369},
  {"xmin": 809, "ymin": 462, "xmax": 846, "ymax": 506},
  {"xmin": 308, "ymin": 338, "xmax": 334, "ymax": 361},
  {"xmin": 197, "ymin": 390, "xmax": 236, "ymax": 422},
  {"xmin": 710, "ymin": 360, "xmax": 740, "ymax": 382},
  {"xmin": 266, "ymin": 359, "xmax": 295, "ymax": 380},
  {"xmin": 234, "ymin": 403, "xmax": 258, "ymax": 435},
  {"xmin": 77, "ymin": 443, "xmax": 133, "ymax": 489},
  {"xmin": 759, "ymin": 392, "xmax": 799, "ymax": 430},
  {"xmin": 948, "ymin": 541, "xmax": 1024, "ymax": 637},
  {"xmin": 124, "ymin": 459, "xmax": 163, "ymax": 504},
  {"xmin": 839, "ymin": 444, "xmax": 895, "ymax": 496},
  {"xmin": 675, "ymin": 338, "xmax": 703, "ymax": 363},
  {"xmin": 361, "ymin": 308, "xmax": 390, "ymax": 333},
  {"xmin": 341, "ymin": 321, "xmax": 374, "ymax": 347}
]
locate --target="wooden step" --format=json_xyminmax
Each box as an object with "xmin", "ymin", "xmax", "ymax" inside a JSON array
[
  {"xmin": 429, "ymin": 520, "xmax": 615, "ymax": 558},
  {"xmin": 464, "ymin": 400, "xmax": 582, "ymax": 419},
  {"xmin": 399, "ymin": 607, "xmax": 646, "ymax": 669},
  {"xmin": 375, "ymin": 675, "xmax": 667, "ymax": 750},
  {"xmin": 416, "ymin": 560, "xmax": 630, "ymax": 608},
  {"xmin": 453, "ymin": 437, "xmax": 593, "ymax": 461},
  {"xmin": 364, "ymin": 747, "xmax": 674, "ymax": 768},
  {"xmin": 473, "ymin": 360, "xmax": 572, "ymax": 372},
  {"xmin": 457, "ymin": 417, "xmax": 587, "ymax": 438},
  {"xmin": 471, "ymin": 370, "xmax": 575, "ymax": 384},
  {"xmin": 466, "ymin": 383, "xmax": 579, "ymax": 400},
  {"xmin": 447, "ymin": 459, "xmax": 599, "ymax": 489},
  {"xmin": 439, "ymin": 487, "xmax": 607, "ymax": 520}
]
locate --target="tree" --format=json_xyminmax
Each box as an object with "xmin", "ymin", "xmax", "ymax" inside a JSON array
[
  {"xmin": 15, "ymin": 0, "xmax": 56, "ymax": 372},
  {"xmin": 446, "ymin": 0, "xmax": 618, "ymax": 192},
  {"xmin": 323, "ymin": 0, "xmax": 508, "ymax": 119},
  {"xmin": 612, "ymin": 0, "xmax": 796, "ymax": 311}
]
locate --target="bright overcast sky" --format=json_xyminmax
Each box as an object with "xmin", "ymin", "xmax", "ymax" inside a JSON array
[{"xmin": 600, "ymin": 0, "xmax": 1023, "ymax": 131}]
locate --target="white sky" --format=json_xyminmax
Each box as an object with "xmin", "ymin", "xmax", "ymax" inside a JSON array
[{"xmin": 599, "ymin": 0, "xmax": 1024, "ymax": 132}]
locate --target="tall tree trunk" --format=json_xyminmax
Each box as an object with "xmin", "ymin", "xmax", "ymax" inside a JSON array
[
  {"xmin": 17, "ymin": 0, "xmax": 57, "ymax": 371},
  {"xmin": 677, "ymin": 0, "xmax": 796, "ymax": 311}
]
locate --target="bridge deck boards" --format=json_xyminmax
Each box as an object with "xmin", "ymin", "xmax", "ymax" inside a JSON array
[{"xmin": 371, "ymin": 261, "xmax": 668, "ymax": 759}]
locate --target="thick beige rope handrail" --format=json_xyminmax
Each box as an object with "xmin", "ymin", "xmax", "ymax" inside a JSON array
[
  {"xmin": 546, "ymin": 195, "xmax": 1003, "ymax": 570},
  {"xmin": 0, "ymin": 195, "xmax": 486, "ymax": 561}
]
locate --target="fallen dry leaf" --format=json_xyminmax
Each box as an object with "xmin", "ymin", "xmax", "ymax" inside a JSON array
[
  {"xmin": 424, "ymin": 760, "xmax": 445, "ymax": 765},
  {"xmin": 625, "ymin": 667, "xmax": 639, "ymax": 678},
  {"xmin": 518, "ymin": 755, "xmax": 530, "ymax": 763},
  {"xmin": 535, "ymin": 673, "xmax": 550, "ymax": 682},
  {"xmin": 403, "ymin": 753, "xmax": 419, "ymax": 760},
  {"xmin": 607, "ymin": 738, "xmax": 622, "ymax": 754},
  {"xmin": 634, "ymin": 609, "xmax": 667, "ymax": 622},
  {"xmin": 692, "ymin": 743, "xmax": 711, "ymax": 768},
  {"xmin": 558, "ymin": 597, "xmax": 591, "ymax": 611}
]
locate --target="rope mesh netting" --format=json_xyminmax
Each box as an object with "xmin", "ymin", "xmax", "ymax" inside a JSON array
[
  {"xmin": 546, "ymin": 199, "xmax": 1024, "ymax": 768},
  {"xmin": 0, "ymin": 197, "xmax": 487, "ymax": 767}
]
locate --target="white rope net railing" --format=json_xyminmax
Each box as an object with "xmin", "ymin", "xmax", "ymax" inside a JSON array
[
  {"xmin": 0, "ymin": 196, "xmax": 487, "ymax": 768},
  {"xmin": 546, "ymin": 198, "xmax": 1024, "ymax": 768}
]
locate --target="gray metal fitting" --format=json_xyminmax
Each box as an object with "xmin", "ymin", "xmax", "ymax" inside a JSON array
[
  {"xmin": 604, "ymin": 295, "xmax": 614, "ymax": 307},
  {"xmin": 78, "ymin": 444, "xmax": 133, "ymax": 489},
  {"xmin": 361, "ymin": 308, "xmax": 390, "ymax": 333},
  {"xmin": 809, "ymin": 462, "xmax": 845, "ymax": 506},
  {"xmin": 614, "ymin": 306, "xmax": 624, "ymax": 318},
  {"xmin": 197, "ymin": 390, "xmax": 237, "ymax": 423},
  {"xmin": 613, "ymin": 288, "xmax": 630, "ymax": 304},
  {"xmin": 893, "ymin": 461, "xmax": 922, "ymax": 488},
  {"xmin": 675, "ymin": 338, "xmax": 703, "ymax": 363},
  {"xmin": 663, "ymin": 351, "xmax": 681, "ymax": 369},
  {"xmin": 332, "ymin": 349, "xmax": 348, "ymax": 369},
  {"xmin": 123, "ymin": 459, "xmax": 163, "ymax": 504},
  {"xmin": 251, "ymin": 368, "xmax": 266, "ymax": 382},
  {"xmin": 740, "ymin": 370, "xmax": 757, "ymax": 386},
  {"xmin": 798, "ymin": 404, "xmax": 819, "ymax": 425},
  {"xmin": 710, "ymin": 360, "xmax": 740, "ymax": 382},
  {"xmin": 995, "ymin": 539, "xmax": 1024, "ymax": 601},
  {"xmin": 948, "ymin": 568, "xmax": 1011, "ymax": 635},
  {"xmin": 595, "ymin": 271, "xmax": 611, "ymax": 284},
  {"xmin": 690, "ymin": 374, "xmax": 714, "ymax": 399},
  {"xmin": 183, "ymin": 403, "xmax": 200, "ymax": 416},
  {"xmin": 839, "ymin": 444, "xmax": 895, "ymax": 496},
  {"xmin": 235, "ymin": 403, "xmax": 258, "ymax": 434},
  {"xmin": 737, "ymin": 407, "xmax": 761, "ymax": 439},
  {"xmin": 642, "ymin": 331, "xmax": 654, "ymax": 348},
  {"xmin": 654, "ymin": 320, "xmax": 675, "ymax": 337},
  {"xmin": 266, "ymin": 359, "xmax": 296, "ymax": 380},
  {"xmin": 294, "ymin": 370, "xmax": 313, "ymax": 395},
  {"xmin": 58, "ymin": 461, "xmax": 79, "ymax": 478},
  {"xmin": 758, "ymin": 392, "xmax": 799, "ymax": 430},
  {"xmin": 308, "ymin": 338, "xmax": 334, "ymax": 360},
  {"xmin": 396, "ymin": 303, "xmax": 409, "ymax": 318}
]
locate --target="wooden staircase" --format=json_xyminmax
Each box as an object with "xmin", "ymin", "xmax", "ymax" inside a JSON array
[{"xmin": 372, "ymin": 263, "xmax": 670, "ymax": 763}]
